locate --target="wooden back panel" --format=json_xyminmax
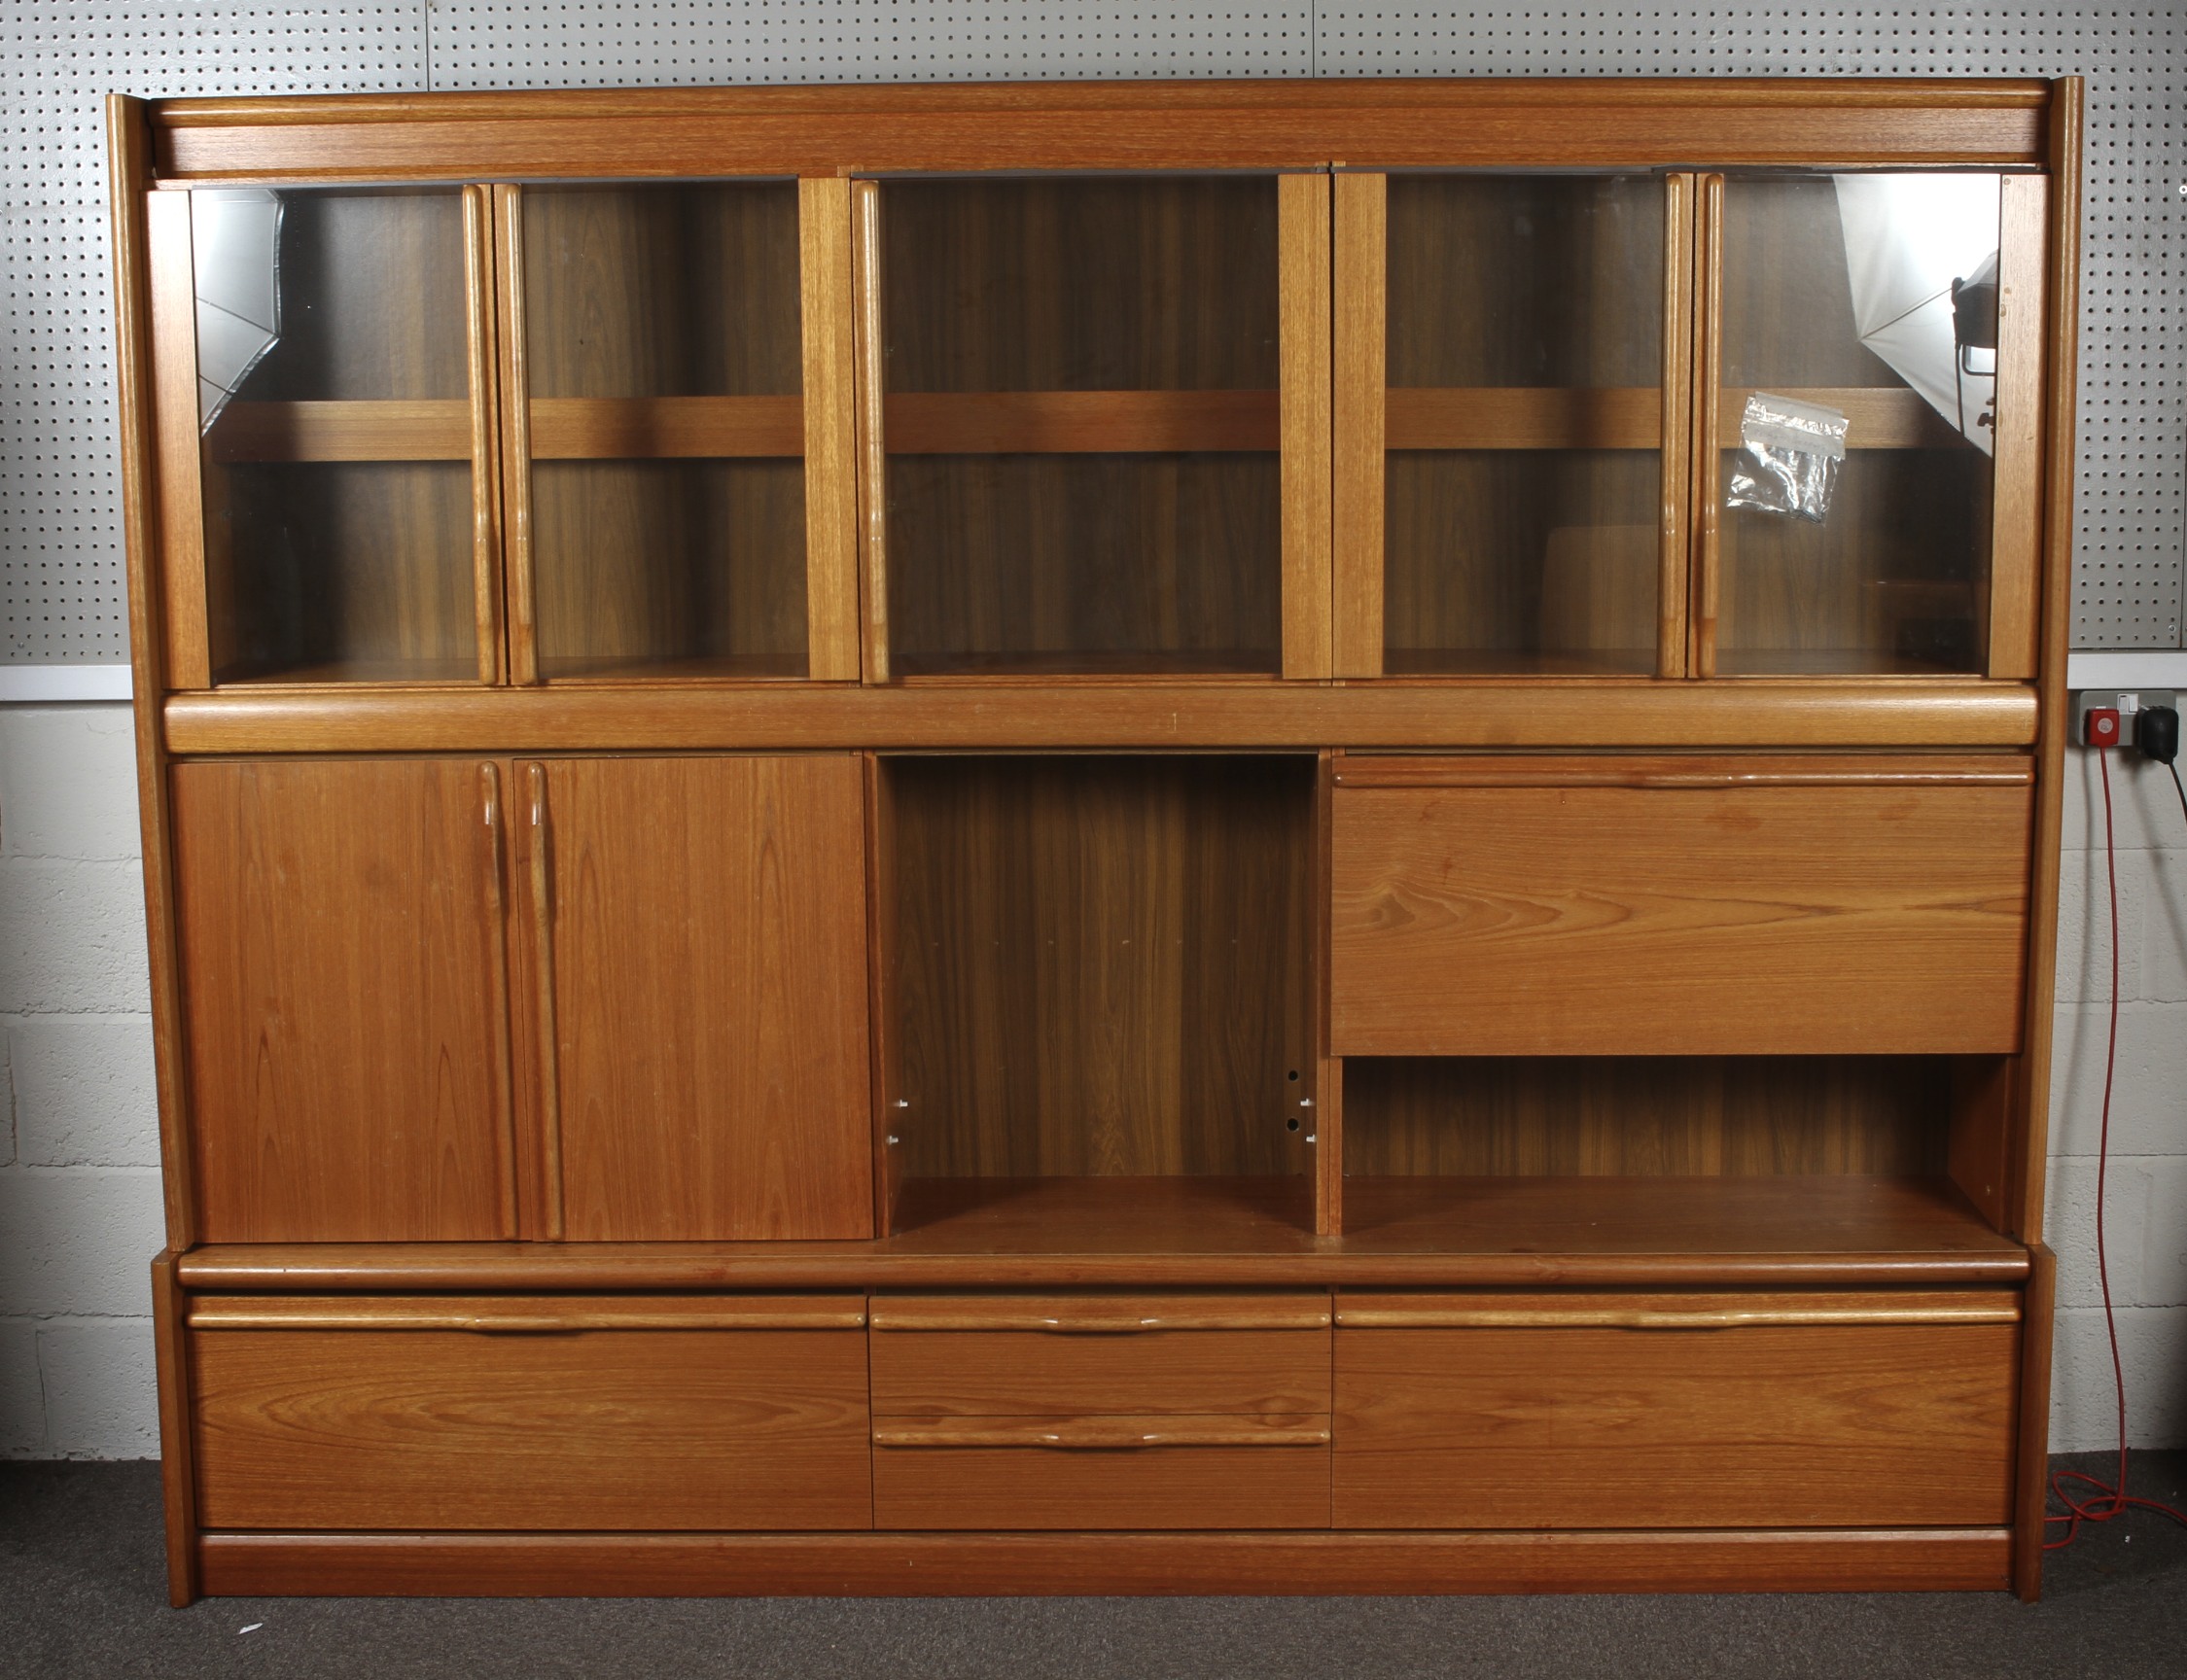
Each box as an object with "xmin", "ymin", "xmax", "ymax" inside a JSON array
[
  {"xmin": 889, "ymin": 755, "xmax": 1315, "ymax": 1179},
  {"xmin": 881, "ymin": 177, "xmax": 1283, "ymax": 675},
  {"xmin": 1344, "ymin": 1054, "xmax": 1955, "ymax": 1177},
  {"xmin": 169, "ymin": 758, "xmax": 513, "ymax": 1241}
]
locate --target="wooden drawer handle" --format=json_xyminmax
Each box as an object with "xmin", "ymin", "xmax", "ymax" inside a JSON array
[
  {"xmin": 870, "ymin": 1297, "xmax": 1331, "ymax": 1334},
  {"xmin": 187, "ymin": 1295, "xmax": 868, "ymax": 1333},
  {"xmin": 1338, "ymin": 1304, "xmax": 2021, "ymax": 1330},
  {"xmin": 872, "ymin": 1415, "xmax": 1330, "ymax": 1450}
]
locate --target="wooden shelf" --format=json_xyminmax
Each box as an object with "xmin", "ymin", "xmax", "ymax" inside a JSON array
[
  {"xmin": 891, "ymin": 649, "xmax": 1284, "ymax": 681},
  {"xmin": 1379, "ymin": 385, "xmax": 1965, "ymax": 453},
  {"xmin": 1712, "ymin": 649, "xmax": 1988, "ymax": 678},
  {"xmin": 175, "ymin": 1173, "xmax": 2027, "ymax": 1291},
  {"xmin": 885, "ymin": 390, "xmax": 1278, "ymax": 455},
  {"xmin": 213, "ymin": 657, "xmax": 485, "ymax": 688},
  {"xmin": 1336, "ymin": 1175, "xmax": 2021, "ymax": 1264},
  {"xmin": 206, "ymin": 397, "xmax": 808, "ymax": 463},
  {"xmin": 536, "ymin": 652, "xmax": 810, "ymax": 683},
  {"xmin": 1381, "ymin": 648, "xmax": 1657, "ymax": 678}
]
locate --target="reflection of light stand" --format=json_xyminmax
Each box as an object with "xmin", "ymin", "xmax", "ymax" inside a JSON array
[{"xmin": 1951, "ymin": 259, "xmax": 1999, "ymax": 438}]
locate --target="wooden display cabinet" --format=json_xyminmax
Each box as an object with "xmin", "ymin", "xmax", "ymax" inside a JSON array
[{"xmin": 111, "ymin": 79, "xmax": 2079, "ymax": 1602}]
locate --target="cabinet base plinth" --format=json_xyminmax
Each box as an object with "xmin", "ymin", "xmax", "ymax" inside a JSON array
[{"xmin": 195, "ymin": 1527, "xmax": 2012, "ymax": 1599}]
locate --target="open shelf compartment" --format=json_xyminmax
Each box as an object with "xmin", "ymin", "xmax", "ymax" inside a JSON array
[{"xmin": 876, "ymin": 753, "xmax": 1320, "ymax": 1237}]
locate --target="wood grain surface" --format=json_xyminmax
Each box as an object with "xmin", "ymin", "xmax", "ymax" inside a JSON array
[
  {"xmin": 1330, "ymin": 775, "xmax": 2032, "ymax": 1056},
  {"xmin": 200, "ymin": 190, "xmax": 480, "ymax": 684},
  {"xmin": 1382, "ymin": 173, "xmax": 1664, "ymax": 677},
  {"xmin": 1340, "ymin": 1055, "xmax": 1956, "ymax": 1178},
  {"xmin": 1334, "ymin": 1316, "xmax": 2019, "ymax": 1529},
  {"xmin": 152, "ymin": 80, "xmax": 2051, "ymax": 181},
  {"xmin": 886, "ymin": 756, "xmax": 1315, "ymax": 1181},
  {"xmin": 188, "ymin": 1294, "xmax": 869, "ymax": 1332},
  {"xmin": 173, "ymin": 1173, "xmax": 2028, "ymax": 1292},
  {"xmin": 159, "ymin": 681, "xmax": 2043, "ymax": 755},
  {"xmin": 192, "ymin": 1324, "xmax": 872, "ymax": 1531},
  {"xmin": 517, "ymin": 183, "xmax": 809, "ymax": 680},
  {"xmin": 798, "ymin": 175, "xmax": 860, "ymax": 682},
  {"xmin": 529, "ymin": 753, "xmax": 872, "ymax": 1241},
  {"xmin": 192, "ymin": 1525, "xmax": 2015, "ymax": 1597},
  {"xmin": 873, "ymin": 1441, "xmax": 1331, "ymax": 1530},
  {"xmin": 880, "ymin": 176, "xmax": 1283, "ymax": 676},
  {"xmin": 169, "ymin": 758, "xmax": 513, "ymax": 1241},
  {"xmin": 871, "ymin": 1319, "xmax": 1329, "ymax": 1418}
]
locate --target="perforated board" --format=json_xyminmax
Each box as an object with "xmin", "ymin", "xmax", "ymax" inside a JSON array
[{"xmin": 2, "ymin": 3, "xmax": 2178, "ymax": 669}]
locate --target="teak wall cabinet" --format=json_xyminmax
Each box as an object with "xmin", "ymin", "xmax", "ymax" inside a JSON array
[{"xmin": 108, "ymin": 78, "xmax": 2080, "ymax": 1602}]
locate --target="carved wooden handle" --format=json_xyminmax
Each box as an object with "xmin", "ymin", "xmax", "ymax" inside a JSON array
[
  {"xmin": 1337, "ymin": 1291, "xmax": 2021, "ymax": 1330},
  {"xmin": 526, "ymin": 761, "xmax": 564, "ymax": 1240},
  {"xmin": 189, "ymin": 1295, "xmax": 868, "ymax": 1333},
  {"xmin": 871, "ymin": 1414, "xmax": 1330, "ymax": 1450},
  {"xmin": 870, "ymin": 1295, "xmax": 1332, "ymax": 1334}
]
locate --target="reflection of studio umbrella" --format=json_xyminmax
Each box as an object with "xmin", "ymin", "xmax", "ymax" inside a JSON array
[
  {"xmin": 192, "ymin": 189, "xmax": 283, "ymax": 432},
  {"xmin": 1830, "ymin": 174, "xmax": 1999, "ymax": 455}
]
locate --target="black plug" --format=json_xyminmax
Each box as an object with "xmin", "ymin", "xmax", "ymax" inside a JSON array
[{"xmin": 2138, "ymin": 704, "xmax": 2180, "ymax": 765}]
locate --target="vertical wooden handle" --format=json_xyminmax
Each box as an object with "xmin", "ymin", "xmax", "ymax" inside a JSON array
[
  {"xmin": 495, "ymin": 186, "xmax": 540, "ymax": 687},
  {"xmin": 851, "ymin": 179, "xmax": 890, "ymax": 685},
  {"xmin": 462, "ymin": 187, "xmax": 504, "ymax": 685},
  {"xmin": 1689, "ymin": 173, "xmax": 1725, "ymax": 681},
  {"xmin": 477, "ymin": 763, "xmax": 518, "ymax": 1237},
  {"xmin": 1657, "ymin": 173, "xmax": 1695, "ymax": 680},
  {"xmin": 525, "ymin": 761, "xmax": 564, "ymax": 1239}
]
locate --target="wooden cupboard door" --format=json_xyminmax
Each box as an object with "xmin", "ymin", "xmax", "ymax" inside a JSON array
[
  {"xmin": 533, "ymin": 753, "xmax": 872, "ymax": 1241},
  {"xmin": 169, "ymin": 758, "xmax": 515, "ymax": 1242},
  {"xmin": 190, "ymin": 1296, "xmax": 871, "ymax": 1531},
  {"xmin": 1328, "ymin": 757, "xmax": 2032, "ymax": 1056},
  {"xmin": 1333, "ymin": 1291, "xmax": 2020, "ymax": 1530}
]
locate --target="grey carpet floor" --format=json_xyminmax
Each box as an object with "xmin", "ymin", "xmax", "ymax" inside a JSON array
[{"xmin": 3, "ymin": 1452, "xmax": 2184, "ymax": 1680}]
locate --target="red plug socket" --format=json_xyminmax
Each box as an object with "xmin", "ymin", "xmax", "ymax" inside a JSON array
[{"xmin": 2084, "ymin": 707, "xmax": 2123, "ymax": 749}]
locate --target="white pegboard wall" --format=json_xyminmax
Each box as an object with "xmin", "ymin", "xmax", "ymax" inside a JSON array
[
  {"xmin": 1, "ymin": 3, "xmax": 2180, "ymax": 661},
  {"xmin": 430, "ymin": 3, "xmax": 1316, "ymax": 86},
  {"xmin": 0, "ymin": 3, "xmax": 428, "ymax": 666}
]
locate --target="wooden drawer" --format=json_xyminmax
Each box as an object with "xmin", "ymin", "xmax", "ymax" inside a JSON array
[
  {"xmin": 189, "ymin": 1295, "xmax": 872, "ymax": 1532},
  {"xmin": 1328, "ymin": 755, "xmax": 2033, "ymax": 1056},
  {"xmin": 871, "ymin": 1293, "xmax": 1332, "ymax": 1530},
  {"xmin": 869, "ymin": 1293, "xmax": 1331, "ymax": 1415},
  {"xmin": 1332, "ymin": 1290, "xmax": 2021, "ymax": 1530}
]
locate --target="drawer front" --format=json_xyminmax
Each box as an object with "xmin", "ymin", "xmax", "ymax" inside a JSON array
[
  {"xmin": 874, "ymin": 1439, "xmax": 1332, "ymax": 1530},
  {"xmin": 1332, "ymin": 1290, "xmax": 2020, "ymax": 1530},
  {"xmin": 870, "ymin": 1293, "xmax": 1331, "ymax": 1417},
  {"xmin": 871, "ymin": 1293, "xmax": 1332, "ymax": 1529},
  {"xmin": 1328, "ymin": 758, "xmax": 2032, "ymax": 1056},
  {"xmin": 190, "ymin": 1295, "xmax": 872, "ymax": 1531}
]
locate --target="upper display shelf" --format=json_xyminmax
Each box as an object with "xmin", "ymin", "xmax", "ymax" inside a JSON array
[{"xmin": 116, "ymin": 82, "xmax": 2075, "ymax": 706}]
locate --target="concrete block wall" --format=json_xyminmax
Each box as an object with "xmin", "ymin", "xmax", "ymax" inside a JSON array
[
  {"xmin": 2047, "ymin": 746, "xmax": 2187, "ymax": 1451},
  {"xmin": 0, "ymin": 704, "xmax": 162, "ymax": 1457}
]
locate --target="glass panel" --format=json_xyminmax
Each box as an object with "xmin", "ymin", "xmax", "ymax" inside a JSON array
[
  {"xmin": 883, "ymin": 176, "xmax": 1282, "ymax": 677},
  {"xmin": 1384, "ymin": 175, "xmax": 1664, "ymax": 676},
  {"xmin": 523, "ymin": 183, "xmax": 807, "ymax": 680},
  {"xmin": 1718, "ymin": 175, "xmax": 1999, "ymax": 676},
  {"xmin": 197, "ymin": 189, "xmax": 477, "ymax": 683}
]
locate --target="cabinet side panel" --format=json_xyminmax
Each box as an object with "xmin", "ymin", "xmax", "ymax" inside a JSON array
[{"xmin": 551, "ymin": 753, "xmax": 873, "ymax": 1241}]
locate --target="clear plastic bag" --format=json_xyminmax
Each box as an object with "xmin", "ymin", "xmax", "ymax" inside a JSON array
[{"xmin": 1725, "ymin": 392, "xmax": 1850, "ymax": 523}]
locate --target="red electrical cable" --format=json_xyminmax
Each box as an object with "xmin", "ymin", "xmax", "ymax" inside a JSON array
[{"xmin": 2044, "ymin": 744, "xmax": 2187, "ymax": 1549}]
